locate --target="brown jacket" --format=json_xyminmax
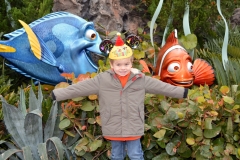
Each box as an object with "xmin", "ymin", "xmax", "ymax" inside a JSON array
[{"xmin": 52, "ymin": 68, "xmax": 188, "ymax": 137}]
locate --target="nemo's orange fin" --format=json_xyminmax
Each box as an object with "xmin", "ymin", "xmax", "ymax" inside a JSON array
[
  {"xmin": 165, "ymin": 29, "xmax": 179, "ymax": 46},
  {"xmin": 193, "ymin": 59, "xmax": 215, "ymax": 85},
  {"xmin": 139, "ymin": 60, "xmax": 150, "ymax": 73}
]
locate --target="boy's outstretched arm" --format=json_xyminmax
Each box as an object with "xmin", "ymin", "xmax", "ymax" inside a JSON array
[
  {"xmin": 145, "ymin": 76, "xmax": 188, "ymax": 98},
  {"xmin": 50, "ymin": 76, "xmax": 100, "ymax": 101}
]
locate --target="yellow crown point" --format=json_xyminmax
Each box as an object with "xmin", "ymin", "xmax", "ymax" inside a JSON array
[{"xmin": 116, "ymin": 32, "xmax": 121, "ymax": 36}]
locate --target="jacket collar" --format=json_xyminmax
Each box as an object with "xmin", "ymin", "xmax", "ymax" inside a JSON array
[{"xmin": 107, "ymin": 68, "xmax": 142, "ymax": 79}]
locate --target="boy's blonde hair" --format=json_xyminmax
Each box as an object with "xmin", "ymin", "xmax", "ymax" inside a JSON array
[{"xmin": 109, "ymin": 56, "xmax": 134, "ymax": 64}]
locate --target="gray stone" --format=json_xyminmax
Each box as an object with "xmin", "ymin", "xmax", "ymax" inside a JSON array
[{"xmin": 52, "ymin": 0, "xmax": 146, "ymax": 39}]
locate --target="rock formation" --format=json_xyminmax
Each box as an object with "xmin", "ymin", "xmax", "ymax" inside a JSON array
[
  {"xmin": 231, "ymin": 8, "xmax": 240, "ymax": 27},
  {"xmin": 52, "ymin": 0, "xmax": 146, "ymax": 38}
]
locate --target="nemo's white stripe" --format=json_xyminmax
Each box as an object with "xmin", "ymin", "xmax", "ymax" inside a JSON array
[{"xmin": 158, "ymin": 45, "xmax": 186, "ymax": 76}]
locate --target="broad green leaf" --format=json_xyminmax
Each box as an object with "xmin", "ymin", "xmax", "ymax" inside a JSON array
[
  {"xmin": 225, "ymin": 143, "xmax": 235, "ymax": 155},
  {"xmin": 195, "ymin": 136, "xmax": 203, "ymax": 142},
  {"xmin": 223, "ymin": 96, "xmax": 234, "ymax": 104},
  {"xmin": 165, "ymin": 110, "xmax": 178, "ymax": 121},
  {"xmin": 82, "ymin": 152, "xmax": 94, "ymax": 160},
  {"xmin": 226, "ymin": 117, "xmax": 233, "ymax": 136},
  {"xmin": 75, "ymin": 137, "xmax": 89, "ymax": 152},
  {"xmin": 160, "ymin": 101, "xmax": 171, "ymax": 111},
  {"xmin": 72, "ymin": 96, "xmax": 86, "ymax": 101},
  {"xmin": 88, "ymin": 118, "xmax": 96, "ymax": 124},
  {"xmin": 199, "ymin": 145, "xmax": 212, "ymax": 158},
  {"xmin": 64, "ymin": 130, "xmax": 75, "ymax": 137},
  {"xmin": 152, "ymin": 153, "xmax": 169, "ymax": 160},
  {"xmin": 196, "ymin": 96, "xmax": 205, "ymax": 103},
  {"xmin": 59, "ymin": 118, "xmax": 71, "ymax": 130},
  {"xmin": 133, "ymin": 50, "xmax": 145, "ymax": 60},
  {"xmin": 81, "ymin": 101, "xmax": 95, "ymax": 111},
  {"xmin": 75, "ymin": 148, "xmax": 86, "ymax": 156},
  {"xmin": 151, "ymin": 116, "xmax": 163, "ymax": 127},
  {"xmin": 234, "ymin": 134, "xmax": 239, "ymax": 141},
  {"xmin": 141, "ymin": 41, "xmax": 149, "ymax": 50},
  {"xmin": 238, "ymin": 148, "xmax": 240, "ymax": 156},
  {"xmin": 177, "ymin": 120, "xmax": 189, "ymax": 127},
  {"xmin": 186, "ymin": 138, "xmax": 195, "ymax": 145},
  {"xmin": 177, "ymin": 112, "xmax": 184, "ymax": 119},
  {"xmin": 210, "ymin": 111, "xmax": 218, "ymax": 117},
  {"xmin": 180, "ymin": 34, "xmax": 197, "ymax": 50},
  {"xmin": 204, "ymin": 118, "xmax": 213, "ymax": 129},
  {"xmin": 166, "ymin": 142, "xmax": 176, "ymax": 156},
  {"xmin": 192, "ymin": 126, "xmax": 203, "ymax": 137},
  {"xmin": 137, "ymin": 27, "xmax": 143, "ymax": 34},
  {"xmin": 233, "ymin": 105, "xmax": 240, "ymax": 110},
  {"xmin": 108, "ymin": 31, "xmax": 118, "ymax": 37},
  {"xmin": 178, "ymin": 143, "xmax": 192, "ymax": 158},
  {"xmin": 84, "ymin": 132, "xmax": 95, "ymax": 141},
  {"xmin": 153, "ymin": 129, "xmax": 166, "ymax": 140},
  {"xmin": 144, "ymin": 123, "xmax": 151, "ymax": 131},
  {"xmin": 147, "ymin": 21, "xmax": 157, "ymax": 30},
  {"xmin": 212, "ymin": 139, "xmax": 224, "ymax": 157},
  {"xmin": 89, "ymin": 140, "xmax": 102, "ymax": 152},
  {"xmin": 204, "ymin": 126, "xmax": 221, "ymax": 138},
  {"xmin": 234, "ymin": 114, "xmax": 240, "ymax": 123},
  {"xmin": 156, "ymin": 140, "xmax": 165, "ymax": 148}
]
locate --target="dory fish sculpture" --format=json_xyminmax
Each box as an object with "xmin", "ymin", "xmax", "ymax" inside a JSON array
[
  {"xmin": 154, "ymin": 29, "xmax": 215, "ymax": 88},
  {"xmin": 0, "ymin": 11, "xmax": 104, "ymax": 85}
]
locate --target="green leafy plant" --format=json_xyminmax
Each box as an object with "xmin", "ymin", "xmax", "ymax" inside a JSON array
[
  {"xmin": 0, "ymin": 85, "xmax": 65, "ymax": 160},
  {"xmin": 195, "ymin": 48, "xmax": 240, "ymax": 88},
  {"xmin": 55, "ymin": 72, "xmax": 111, "ymax": 160},
  {"xmin": 142, "ymin": 84, "xmax": 240, "ymax": 159}
]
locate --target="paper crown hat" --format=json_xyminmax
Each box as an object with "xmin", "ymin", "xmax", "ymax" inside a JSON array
[{"xmin": 108, "ymin": 33, "xmax": 133, "ymax": 60}]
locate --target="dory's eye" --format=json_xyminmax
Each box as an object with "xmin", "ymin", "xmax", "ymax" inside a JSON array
[
  {"xmin": 85, "ymin": 29, "xmax": 97, "ymax": 40},
  {"xmin": 187, "ymin": 62, "xmax": 193, "ymax": 72},
  {"xmin": 167, "ymin": 63, "xmax": 180, "ymax": 72}
]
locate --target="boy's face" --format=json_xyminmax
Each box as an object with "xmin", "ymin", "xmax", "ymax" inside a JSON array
[{"xmin": 110, "ymin": 57, "xmax": 133, "ymax": 76}]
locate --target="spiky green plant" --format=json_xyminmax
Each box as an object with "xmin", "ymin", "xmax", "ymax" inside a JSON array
[
  {"xmin": 204, "ymin": 20, "xmax": 240, "ymax": 58},
  {"xmin": 196, "ymin": 49, "xmax": 240, "ymax": 90},
  {"xmin": 0, "ymin": 85, "xmax": 66, "ymax": 160}
]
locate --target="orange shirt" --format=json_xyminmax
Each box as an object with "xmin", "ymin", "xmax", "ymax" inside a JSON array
[{"xmin": 104, "ymin": 72, "xmax": 141, "ymax": 141}]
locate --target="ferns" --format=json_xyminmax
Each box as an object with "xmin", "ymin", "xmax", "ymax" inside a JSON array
[
  {"xmin": 204, "ymin": 20, "xmax": 240, "ymax": 57},
  {"xmin": 196, "ymin": 49, "xmax": 240, "ymax": 87}
]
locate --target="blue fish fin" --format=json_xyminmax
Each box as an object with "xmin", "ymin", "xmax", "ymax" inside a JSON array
[
  {"xmin": 5, "ymin": 63, "xmax": 42, "ymax": 82},
  {"xmin": 18, "ymin": 20, "xmax": 64, "ymax": 71}
]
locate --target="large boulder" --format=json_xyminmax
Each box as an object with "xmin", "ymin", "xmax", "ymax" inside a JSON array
[{"xmin": 52, "ymin": 0, "xmax": 146, "ymax": 37}]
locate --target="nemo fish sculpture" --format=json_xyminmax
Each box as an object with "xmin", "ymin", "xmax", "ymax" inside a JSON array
[
  {"xmin": 142, "ymin": 29, "xmax": 215, "ymax": 88},
  {"xmin": 0, "ymin": 12, "xmax": 103, "ymax": 85}
]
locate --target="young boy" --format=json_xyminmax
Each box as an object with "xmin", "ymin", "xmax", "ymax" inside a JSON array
[{"xmin": 51, "ymin": 33, "xmax": 188, "ymax": 160}]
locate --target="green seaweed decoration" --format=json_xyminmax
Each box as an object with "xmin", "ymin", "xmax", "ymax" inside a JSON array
[
  {"xmin": 0, "ymin": 85, "xmax": 65, "ymax": 160},
  {"xmin": 216, "ymin": 0, "xmax": 229, "ymax": 70},
  {"xmin": 150, "ymin": 0, "xmax": 229, "ymax": 70}
]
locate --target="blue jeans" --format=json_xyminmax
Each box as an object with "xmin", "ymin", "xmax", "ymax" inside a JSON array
[{"xmin": 110, "ymin": 139, "xmax": 144, "ymax": 160}]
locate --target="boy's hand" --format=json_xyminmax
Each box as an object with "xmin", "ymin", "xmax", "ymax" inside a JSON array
[{"xmin": 49, "ymin": 91, "xmax": 56, "ymax": 100}]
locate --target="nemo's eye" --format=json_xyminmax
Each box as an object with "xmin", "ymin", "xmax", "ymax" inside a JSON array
[
  {"xmin": 167, "ymin": 63, "xmax": 180, "ymax": 72},
  {"xmin": 85, "ymin": 29, "xmax": 97, "ymax": 40},
  {"xmin": 187, "ymin": 62, "xmax": 193, "ymax": 72}
]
